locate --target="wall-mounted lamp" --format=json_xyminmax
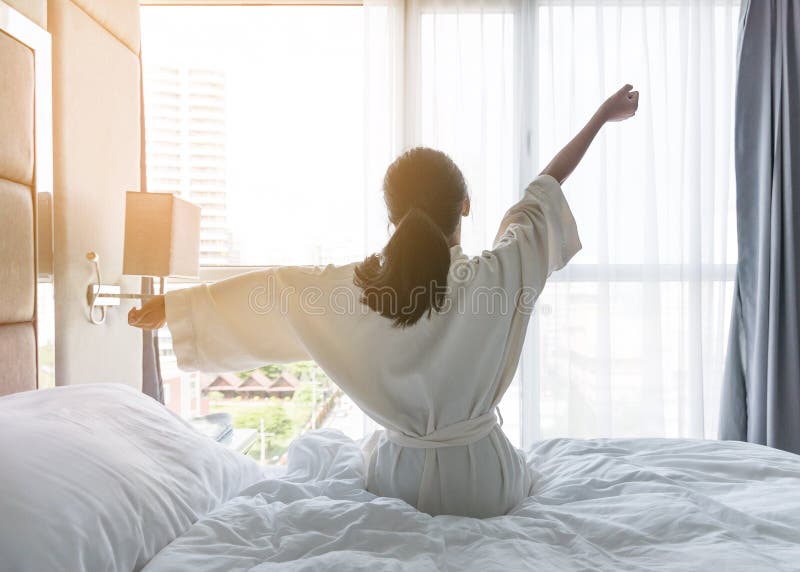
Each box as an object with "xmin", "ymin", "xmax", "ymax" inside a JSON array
[{"xmin": 87, "ymin": 192, "xmax": 201, "ymax": 325}]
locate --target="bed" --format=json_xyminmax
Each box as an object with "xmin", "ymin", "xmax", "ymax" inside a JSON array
[
  {"xmin": 1, "ymin": 384, "xmax": 799, "ymax": 572},
  {"xmin": 144, "ymin": 433, "xmax": 800, "ymax": 571}
]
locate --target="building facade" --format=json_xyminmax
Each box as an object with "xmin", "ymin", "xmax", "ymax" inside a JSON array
[{"xmin": 143, "ymin": 64, "xmax": 237, "ymax": 265}]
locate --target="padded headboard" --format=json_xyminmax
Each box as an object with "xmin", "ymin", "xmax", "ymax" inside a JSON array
[{"xmin": 0, "ymin": 1, "xmax": 49, "ymax": 396}]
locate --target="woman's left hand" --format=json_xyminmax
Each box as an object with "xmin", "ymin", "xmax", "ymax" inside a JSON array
[
  {"xmin": 128, "ymin": 295, "xmax": 166, "ymax": 330},
  {"xmin": 600, "ymin": 84, "xmax": 639, "ymax": 122}
]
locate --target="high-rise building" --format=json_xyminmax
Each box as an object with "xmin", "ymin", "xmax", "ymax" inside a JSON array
[{"xmin": 144, "ymin": 64, "xmax": 237, "ymax": 265}]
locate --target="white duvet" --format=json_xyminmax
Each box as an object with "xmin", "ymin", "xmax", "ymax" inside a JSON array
[{"xmin": 145, "ymin": 430, "xmax": 800, "ymax": 571}]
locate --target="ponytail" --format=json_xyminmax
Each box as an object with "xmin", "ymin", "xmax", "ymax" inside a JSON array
[
  {"xmin": 354, "ymin": 208, "xmax": 451, "ymax": 328},
  {"xmin": 355, "ymin": 147, "xmax": 467, "ymax": 328}
]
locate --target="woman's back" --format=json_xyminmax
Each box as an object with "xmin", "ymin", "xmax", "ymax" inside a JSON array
[{"xmin": 269, "ymin": 250, "xmax": 531, "ymax": 517}]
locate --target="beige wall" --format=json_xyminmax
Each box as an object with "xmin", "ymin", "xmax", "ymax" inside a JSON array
[
  {"xmin": 4, "ymin": 0, "xmax": 46, "ymax": 28},
  {"xmin": 49, "ymin": 0, "xmax": 143, "ymax": 388}
]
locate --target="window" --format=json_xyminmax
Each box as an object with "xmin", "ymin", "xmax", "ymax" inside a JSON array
[
  {"xmin": 144, "ymin": 1, "xmax": 741, "ymax": 461},
  {"xmin": 142, "ymin": 5, "xmax": 372, "ymax": 464}
]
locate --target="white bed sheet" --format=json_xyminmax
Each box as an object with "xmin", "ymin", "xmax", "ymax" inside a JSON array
[{"xmin": 145, "ymin": 430, "xmax": 800, "ymax": 571}]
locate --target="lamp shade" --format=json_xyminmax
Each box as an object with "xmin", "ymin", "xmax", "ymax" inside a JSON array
[{"xmin": 123, "ymin": 192, "xmax": 200, "ymax": 278}]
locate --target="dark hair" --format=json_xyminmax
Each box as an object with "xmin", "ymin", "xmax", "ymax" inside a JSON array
[{"xmin": 354, "ymin": 147, "xmax": 467, "ymax": 327}]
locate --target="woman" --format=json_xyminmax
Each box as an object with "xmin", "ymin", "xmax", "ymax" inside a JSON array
[{"xmin": 130, "ymin": 85, "xmax": 638, "ymax": 518}]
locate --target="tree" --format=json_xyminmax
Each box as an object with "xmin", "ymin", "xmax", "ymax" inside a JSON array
[
  {"xmin": 224, "ymin": 399, "xmax": 291, "ymax": 437},
  {"xmin": 287, "ymin": 361, "xmax": 316, "ymax": 381},
  {"xmin": 259, "ymin": 364, "xmax": 283, "ymax": 378},
  {"xmin": 293, "ymin": 383, "xmax": 313, "ymax": 405},
  {"xmin": 261, "ymin": 400, "xmax": 293, "ymax": 437}
]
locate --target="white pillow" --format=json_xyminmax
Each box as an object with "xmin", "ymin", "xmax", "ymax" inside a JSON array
[{"xmin": 0, "ymin": 383, "xmax": 264, "ymax": 571}]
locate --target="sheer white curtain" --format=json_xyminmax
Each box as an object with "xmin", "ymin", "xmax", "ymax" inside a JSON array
[
  {"xmin": 531, "ymin": 0, "xmax": 739, "ymax": 443},
  {"xmin": 363, "ymin": 0, "xmax": 739, "ymax": 445}
]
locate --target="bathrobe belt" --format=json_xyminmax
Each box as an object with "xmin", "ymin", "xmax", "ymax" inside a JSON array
[{"xmin": 385, "ymin": 409, "xmax": 501, "ymax": 449}]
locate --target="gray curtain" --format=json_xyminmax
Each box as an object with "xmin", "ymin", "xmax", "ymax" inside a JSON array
[
  {"xmin": 141, "ymin": 278, "xmax": 163, "ymax": 403},
  {"xmin": 720, "ymin": 0, "xmax": 800, "ymax": 453}
]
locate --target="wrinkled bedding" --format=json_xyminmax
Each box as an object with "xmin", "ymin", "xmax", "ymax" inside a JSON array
[{"xmin": 145, "ymin": 430, "xmax": 800, "ymax": 571}]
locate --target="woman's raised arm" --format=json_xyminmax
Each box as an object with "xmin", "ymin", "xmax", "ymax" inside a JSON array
[{"xmin": 540, "ymin": 84, "xmax": 639, "ymax": 184}]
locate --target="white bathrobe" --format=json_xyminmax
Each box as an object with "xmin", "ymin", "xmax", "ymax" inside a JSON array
[{"xmin": 165, "ymin": 174, "xmax": 581, "ymax": 518}]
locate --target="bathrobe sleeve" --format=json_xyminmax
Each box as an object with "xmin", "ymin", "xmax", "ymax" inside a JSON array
[
  {"xmin": 164, "ymin": 269, "xmax": 311, "ymax": 372},
  {"xmin": 480, "ymin": 174, "xmax": 582, "ymax": 296}
]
